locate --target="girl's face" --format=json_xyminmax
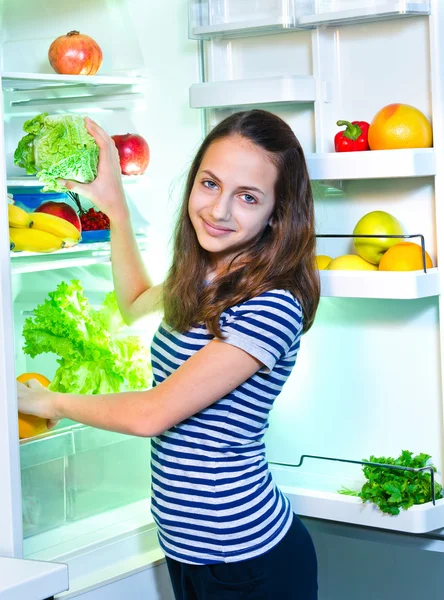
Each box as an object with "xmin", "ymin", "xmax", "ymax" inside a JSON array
[{"xmin": 188, "ymin": 135, "xmax": 278, "ymax": 273}]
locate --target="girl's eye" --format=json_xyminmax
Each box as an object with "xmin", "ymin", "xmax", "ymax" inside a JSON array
[
  {"xmin": 240, "ymin": 193, "xmax": 257, "ymax": 204},
  {"xmin": 203, "ymin": 180, "xmax": 218, "ymax": 190}
]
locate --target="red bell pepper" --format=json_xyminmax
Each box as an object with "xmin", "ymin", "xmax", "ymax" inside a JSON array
[{"xmin": 334, "ymin": 120, "xmax": 370, "ymax": 152}]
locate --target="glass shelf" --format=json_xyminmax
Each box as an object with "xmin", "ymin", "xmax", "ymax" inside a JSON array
[
  {"xmin": 10, "ymin": 235, "xmax": 148, "ymax": 275},
  {"xmin": 2, "ymin": 72, "xmax": 149, "ymax": 115},
  {"xmin": 319, "ymin": 267, "xmax": 440, "ymax": 299},
  {"xmin": 306, "ymin": 148, "xmax": 436, "ymax": 180},
  {"xmin": 189, "ymin": 75, "xmax": 316, "ymax": 109},
  {"xmin": 7, "ymin": 175, "xmax": 148, "ymax": 188}
]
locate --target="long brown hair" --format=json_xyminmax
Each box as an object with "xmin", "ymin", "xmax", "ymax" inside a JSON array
[{"xmin": 163, "ymin": 109, "xmax": 320, "ymax": 337}]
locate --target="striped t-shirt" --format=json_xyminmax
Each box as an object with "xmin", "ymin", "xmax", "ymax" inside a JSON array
[{"xmin": 150, "ymin": 289, "xmax": 303, "ymax": 564}]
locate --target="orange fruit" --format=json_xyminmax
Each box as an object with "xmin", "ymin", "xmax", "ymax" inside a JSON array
[
  {"xmin": 17, "ymin": 372, "xmax": 51, "ymax": 440},
  {"xmin": 368, "ymin": 104, "xmax": 432, "ymax": 150},
  {"xmin": 379, "ymin": 242, "xmax": 433, "ymax": 271}
]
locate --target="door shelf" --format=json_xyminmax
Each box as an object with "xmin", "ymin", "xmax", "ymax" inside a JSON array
[
  {"xmin": 306, "ymin": 148, "xmax": 435, "ymax": 180},
  {"xmin": 2, "ymin": 72, "xmax": 149, "ymax": 114},
  {"xmin": 299, "ymin": 1, "xmax": 430, "ymax": 28},
  {"xmin": 10, "ymin": 235, "xmax": 148, "ymax": 275},
  {"xmin": 284, "ymin": 485, "xmax": 444, "ymax": 534},
  {"xmin": 189, "ymin": 76, "xmax": 316, "ymax": 109},
  {"xmin": 319, "ymin": 268, "xmax": 440, "ymax": 299},
  {"xmin": 189, "ymin": 1, "xmax": 430, "ymax": 39}
]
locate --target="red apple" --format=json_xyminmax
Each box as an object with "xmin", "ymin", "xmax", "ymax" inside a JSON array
[
  {"xmin": 111, "ymin": 133, "xmax": 150, "ymax": 176},
  {"xmin": 35, "ymin": 201, "xmax": 81, "ymax": 232}
]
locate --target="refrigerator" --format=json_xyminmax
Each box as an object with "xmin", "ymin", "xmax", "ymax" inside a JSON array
[{"xmin": 1, "ymin": 0, "xmax": 444, "ymax": 598}]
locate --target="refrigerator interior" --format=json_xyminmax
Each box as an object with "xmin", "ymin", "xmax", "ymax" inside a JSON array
[
  {"xmin": 2, "ymin": 0, "xmax": 444, "ymax": 598},
  {"xmin": 0, "ymin": 0, "xmax": 202, "ymax": 568}
]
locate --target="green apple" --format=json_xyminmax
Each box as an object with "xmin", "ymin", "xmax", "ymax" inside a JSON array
[
  {"xmin": 327, "ymin": 255, "xmax": 378, "ymax": 271},
  {"xmin": 353, "ymin": 211, "xmax": 404, "ymax": 265}
]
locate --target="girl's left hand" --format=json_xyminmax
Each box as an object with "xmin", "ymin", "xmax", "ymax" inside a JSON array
[{"xmin": 17, "ymin": 380, "xmax": 61, "ymax": 429}]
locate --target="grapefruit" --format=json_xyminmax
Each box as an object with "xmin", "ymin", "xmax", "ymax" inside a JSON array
[
  {"xmin": 316, "ymin": 255, "xmax": 332, "ymax": 270},
  {"xmin": 379, "ymin": 242, "xmax": 433, "ymax": 271},
  {"xmin": 327, "ymin": 255, "xmax": 378, "ymax": 271},
  {"xmin": 368, "ymin": 103, "xmax": 432, "ymax": 150},
  {"xmin": 17, "ymin": 372, "xmax": 51, "ymax": 439}
]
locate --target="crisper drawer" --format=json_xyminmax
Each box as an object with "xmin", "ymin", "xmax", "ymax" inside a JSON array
[
  {"xmin": 20, "ymin": 429, "xmax": 74, "ymax": 538},
  {"xmin": 67, "ymin": 426, "xmax": 151, "ymax": 521},
  {"xmin": 20, "ymin": 425, "xmax": 151, "ymax": 537}
]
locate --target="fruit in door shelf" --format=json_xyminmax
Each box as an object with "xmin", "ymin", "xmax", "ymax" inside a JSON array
[
  {"xmin": 10, "ymin": 228, "xmax": 65, "ymax": 253},
  {"xmin": 8, "ymin": 204, "xmax": 33, "ymax": 228},
  {"xmin": 48, "ymin": 31, "xmax": 103, "ymax": 75},
  {"xmin": 334, "ymin": 120, "xmax": 370, "ymax": 152},
  {"xmin": 316, "ymin": 255, "xmax": 333, "ymax": 270},
  {"xmin": 379, "ymin": 242, "xmax": 433, "ymax": 271},
  {"xmin": 35, "ymin": 201, "xmax": 82, "ymax": 232},
  {"xmin": 353, "ymin": 211, "xmax": 404, "ymax": 265},
  {"xmin": 327, "ymin": 255, "xmax": 378, "ymax": 271},
  {"xmin": 17, "ymin": 373, "xmax": 51, "ymax": 439},
  {"xmin": 31, "ymin": 212, "xmax": 81, "ymax": 247},
  {"xmin": 368, "ymin": 104, "xmax": 433, "ymax": 150},
  {"xmin": 111, "ymin": 134, "xmax": 150, "ymax": 175}
]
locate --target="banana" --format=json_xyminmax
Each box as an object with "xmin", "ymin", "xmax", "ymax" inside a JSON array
[
  {"xmin": 8, "ymin": 204, "xmax": 33, "ymax": 228},
  {"xmin": 9, "ymin": 228, "xmax": 65, "ymax": 253},
  {"xmin": 10, "ymin": 239, "xmax": 15, "ymax": 251},
  {"xmin": 31, "ymin": 212, "xmax": 81, "ymax": 247}
]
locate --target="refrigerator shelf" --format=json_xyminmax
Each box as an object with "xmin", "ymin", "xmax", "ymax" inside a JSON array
[
  {"xmin": 189, "ymin": 76, "xmax": 316, "ymax": 109},
  {"xmin": 306, "ymin": 148, "xmax": 435, "ymax": 180},
  {"xmin": 6, "ymin": 175, "xmax": 148, "ymax": 188},
  {"xmin": 320, "ymin": 267, "xmax": 440, "ymax": 299},
  {"xmin": 299, "ymin": 1, "xmax": 431, "ymax": 28},
  {"xmin": 10, "ymin": 235, "xmax": 148, "ymax": 275},
  {"xmin": 284, "ymin": 486, "xmax": 444, "ymax": 534},
  {"xmin": 2, "ymin": 72, "xmax": 149, "ymax": 114},
  {"xmin": 189, "ymin": 1, "xmax": 430, "ymax": 39}
]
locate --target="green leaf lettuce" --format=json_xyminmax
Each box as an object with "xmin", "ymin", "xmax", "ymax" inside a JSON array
[
  {"xmin": 23, "ymin": 280, "xmax": 152, "ymax": 395},
  {"xmin": 14, "ymin": 113, "xmax": 99, "ymax": 192}
]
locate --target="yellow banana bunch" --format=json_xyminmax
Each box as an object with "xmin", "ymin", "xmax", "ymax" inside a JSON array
[
  {"xmin": 31, "ymin": 213, "xmax": 81, "ymax": 247},
  {"xmin": 10, "ymin": 228, "xmax": 65, "ymax": 253},
  {"xmin": 8, "ymin": 204, "xmax": 33, "ymax": 228}
]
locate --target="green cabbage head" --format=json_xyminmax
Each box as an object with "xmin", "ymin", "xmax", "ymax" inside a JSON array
[{"xmin": 14, "ymin": 112, "xmax": 99, "ymax": 192}]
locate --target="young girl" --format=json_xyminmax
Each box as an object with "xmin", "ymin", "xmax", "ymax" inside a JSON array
[{"xmin": 18, "ymin": 109, "xmax": 320, "ymax": 599}]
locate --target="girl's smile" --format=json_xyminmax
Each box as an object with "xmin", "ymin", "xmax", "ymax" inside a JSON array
[{"xmin": 188, "ymin": 134, "xmax": 277, "ymax": 270}]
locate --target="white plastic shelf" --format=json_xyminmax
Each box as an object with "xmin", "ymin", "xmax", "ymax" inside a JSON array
[
  {"xmin": 189, "ymin": 76, "xmax": 316, "ymax": 109},
  {"xmin": 299, "ymin": 1, "xmax": 430, "ymax": 28},
  {"xmin": 319, "ymin": 268, "xmax": 440, "ymax": 299},
  {"xmin": 191, "ymin": 17, "xmax": 300, "ymax": 39},
  {"xmin": 188, "ymin": 1, "xmax": 430, "ymax": 39},
  {"xmin": 10, "ymin": 236, "xmax": 148, "ymax": 275},
  {"xmin": 306, "ymin": 148, "xmax": 435, "ymax": 180},
  {"xmin": 7, "ymin": 175, "xmax": 148, "ymax": 188},
  {"xmin": 2, "ymin": 72, "xmax": 149, "ymax": 115},
  {"xmin": 284, "ymin": 485, "xmax": 444, "ymax": 534}
]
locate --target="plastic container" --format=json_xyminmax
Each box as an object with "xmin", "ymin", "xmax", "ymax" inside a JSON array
[
  {"xmin": 20, "ymin": 430, "xmax": 74, "ymax": 537},
  {"xmin": 80, "ymin": 230, "xmax": 111, "ymax": 243},
  {"xmin": 8, "ymin": 188, "xmax": 70, "ymax": 211},
  {"xmin": 66, "ymin": 426, "xmax": 151, "ymax": 521}
]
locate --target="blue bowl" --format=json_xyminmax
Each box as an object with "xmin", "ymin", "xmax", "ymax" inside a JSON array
[{"xmin": 80, "ymin": 230, "xmax": 111, "ymax": 243}]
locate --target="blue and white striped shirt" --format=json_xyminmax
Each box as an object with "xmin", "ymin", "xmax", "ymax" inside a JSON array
[{"xmin": 150, "ymin": 289, "xmax": 303, "ymax": 564}]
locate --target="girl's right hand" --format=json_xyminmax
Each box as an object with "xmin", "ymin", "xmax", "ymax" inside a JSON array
[{"xmin": 59, "ymin": 117, "xmax": 129, "ymax": 223}]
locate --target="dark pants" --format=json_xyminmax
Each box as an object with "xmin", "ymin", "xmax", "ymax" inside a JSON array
[{"xmin": 165, "ymin": 513, "xmax": 318, "ymax": 599}]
